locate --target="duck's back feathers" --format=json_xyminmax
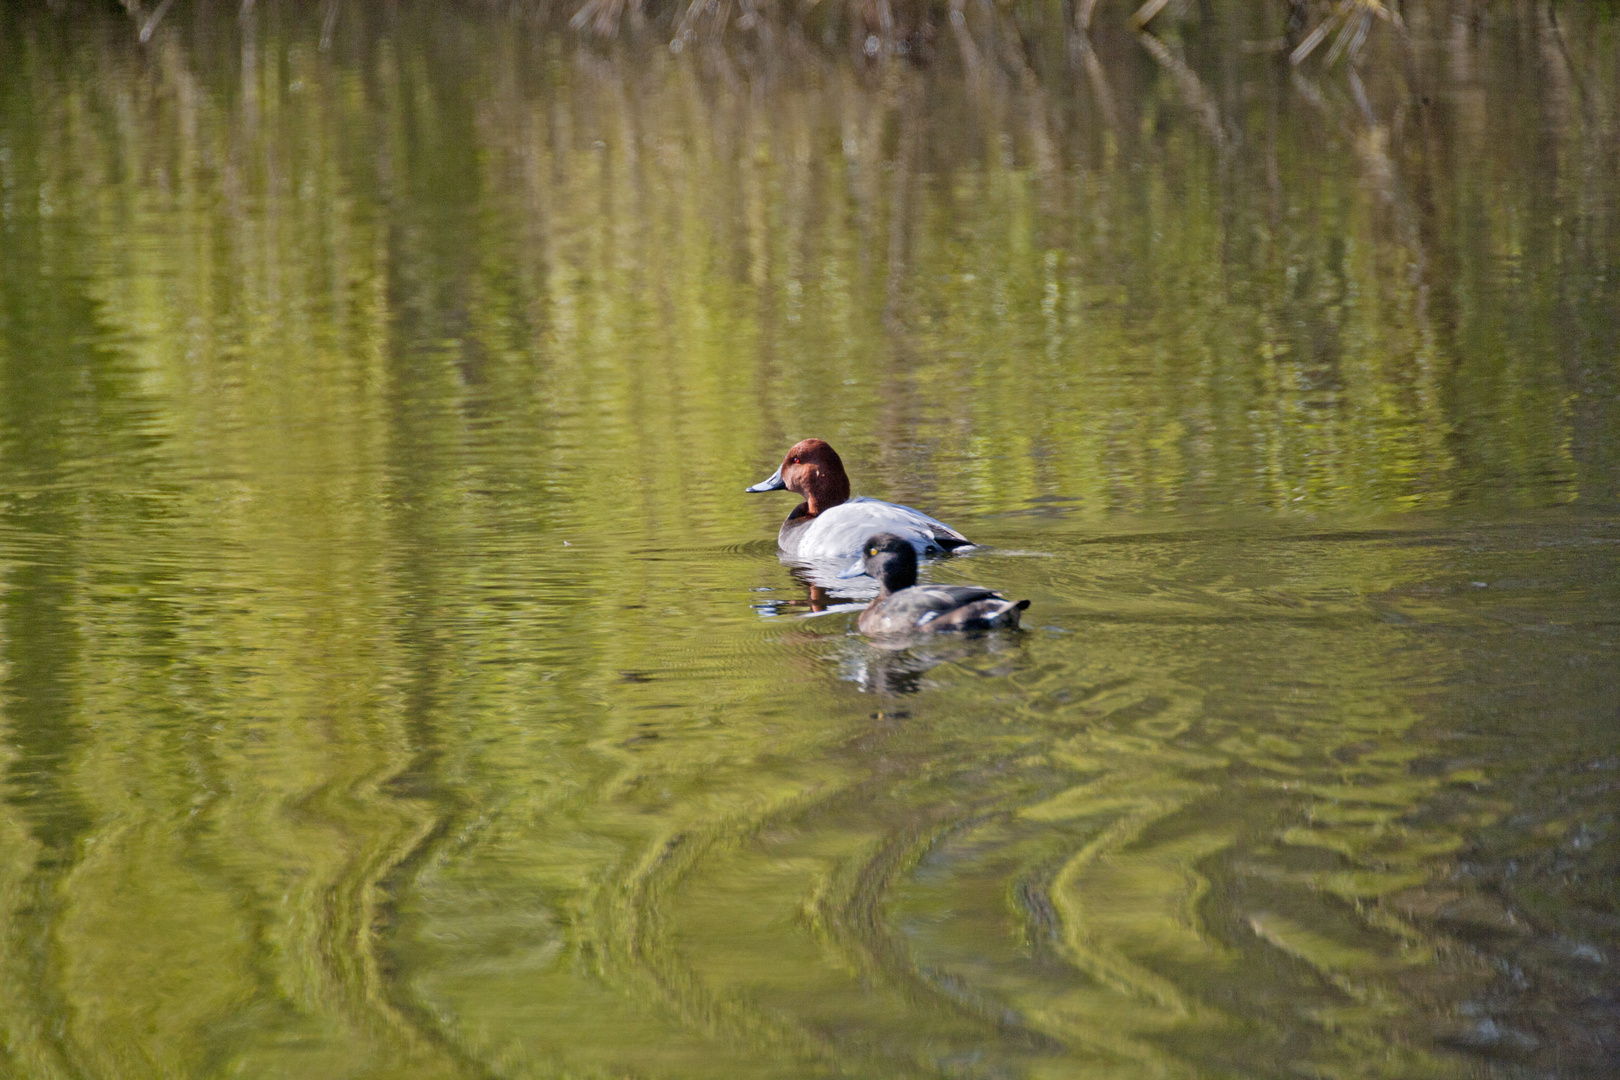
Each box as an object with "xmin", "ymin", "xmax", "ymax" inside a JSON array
[
  {"xmin": 922, "ymin": 595, "xmax": 1030, "ymax": 632},
  {"xmin": 856, "ymin": 585, "xmax": 1028, "ymax": 635},
  {"xmin": 781, "ymin": 497, "xmax": 971, "ymax": 560}
]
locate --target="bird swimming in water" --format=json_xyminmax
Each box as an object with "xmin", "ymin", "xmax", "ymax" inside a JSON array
[{"xmin": 839, "ymin": 532, "xmax": 1028, "ymax": 635}]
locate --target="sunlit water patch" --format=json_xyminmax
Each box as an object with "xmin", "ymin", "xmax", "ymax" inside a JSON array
[{"xmin": 1, "ymin": 3, "xmax": 1617, "ymax": 1079}]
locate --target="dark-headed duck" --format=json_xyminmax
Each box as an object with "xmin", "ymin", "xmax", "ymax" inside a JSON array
[
  {"xmin": 838, "ymin": 533, "xmax": 1028, "ymax": 634},
  {"xmin": 745, "ymin": 439, "xmax": 971, "ymax": 560}
]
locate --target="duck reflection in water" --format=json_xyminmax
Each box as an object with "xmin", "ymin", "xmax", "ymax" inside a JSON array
[
  {"xmin": 837, "ymin": 631, "xmax": 1025, "ymax": 695},
  {"xmin": 749, "ymin": 579, "xmax": 869, "ymax": 618}
]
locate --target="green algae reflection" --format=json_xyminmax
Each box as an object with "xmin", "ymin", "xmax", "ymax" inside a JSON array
[{"xmin": 0, "ymin": 4, "xmax": 1616, "ymax": 1079}]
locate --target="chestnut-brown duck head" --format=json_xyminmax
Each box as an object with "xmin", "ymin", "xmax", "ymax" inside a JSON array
[{"xmin": 744, "ymin": 438, "xmax": 853, "ymax": 517}]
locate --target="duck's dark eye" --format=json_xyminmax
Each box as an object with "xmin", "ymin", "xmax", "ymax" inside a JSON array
[{"xmin": 791, "ymin": 456, "xmax": 800, "ymax": 464}]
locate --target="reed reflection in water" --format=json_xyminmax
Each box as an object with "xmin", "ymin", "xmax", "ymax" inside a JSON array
[{"xmin": 0, "ymin": 3, "xmax": 1616, "ymax": 1078}]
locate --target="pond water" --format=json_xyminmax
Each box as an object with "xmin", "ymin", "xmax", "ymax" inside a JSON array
[{"xmin": 0, "ymin": 3, "xmax": 1616, "ymax": 1078}]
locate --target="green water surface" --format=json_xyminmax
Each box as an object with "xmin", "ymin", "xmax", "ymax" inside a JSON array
[{"xmin": 0, "ymin": 4, "xmax": 1616, "ymax": 1078}]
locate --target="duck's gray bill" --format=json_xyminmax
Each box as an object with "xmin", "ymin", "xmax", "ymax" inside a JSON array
[
  {"xmin": 745, "ymin": 466, "xmax": 786, "ymax": 493},
  {"xmin": 836, "ymin": 559, "xmax": 868, "ymax": 579}
]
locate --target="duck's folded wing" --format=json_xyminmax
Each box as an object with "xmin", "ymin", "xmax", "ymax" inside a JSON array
[
  {"xmin": 918, "ymin": 589, "xmax": 1028, "ymax": 631},
  {"xmin": 913, "ymin": 585, "xmax": 1000, "ymax": 608},
  {"xmin": 807, "ymin": 499, "xmax": 972, "ymax": 555},
  {"xmin": 856, "ymin": 498, "xmax": 974, "ymax": 549},
  {"xmin": 865, "ymin": 585, "xmax": 1025, "ymax": 633},
  {"xmin": 918, "ymin": 514, "xmax": 973, "ymax": 549},
  {"xmin": 884, "ymin": 586, "xmax": 999, "ymax": 629}
]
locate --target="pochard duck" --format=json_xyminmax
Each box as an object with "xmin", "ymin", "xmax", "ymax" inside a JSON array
[
  {"xmin": 839, "ymin": 533, "xmax": 1028, "ymax": 635},
  {"xmin": 745, "ymin": 439, "xmax": 972, "ymax": 561}
]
